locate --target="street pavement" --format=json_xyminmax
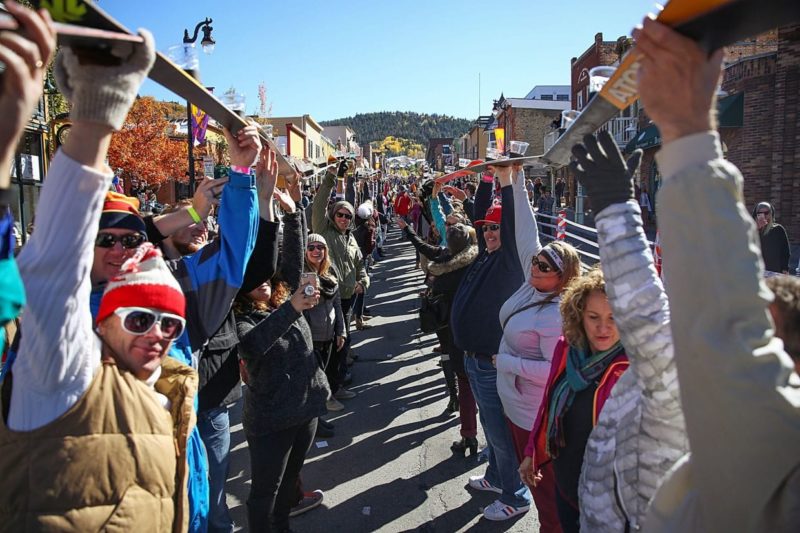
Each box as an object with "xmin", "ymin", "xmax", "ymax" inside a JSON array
[{"xmin": 226, "ymin": 226, "xmax": 542, "ymax": 532}]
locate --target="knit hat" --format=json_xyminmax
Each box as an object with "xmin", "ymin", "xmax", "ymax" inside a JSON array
[
  {"xmin": 100, "ymin": 191, "xmax": 147, "ymax": 236},
  {"xmin": 474, "ymin": 202, "xmax": 502, "ymax": 227},
  {"xmin": 96, "ymin": 243, "xmax": 185, "ymax": 325},
  {"xmin": 357, "ymin": 202, "xmax": 373, "ymax": 219},
  {"xmin": 307, "ymin": 233, "xmax": 328, "ymax": 247}
]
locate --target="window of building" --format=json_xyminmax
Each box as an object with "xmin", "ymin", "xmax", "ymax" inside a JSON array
[
  {"xmin": 541, "ymin": 94, "xmax": 553, "ymax": 101},
  {"xmin": 308, "ymin": 139, "xmax": 313, "ymax": 158},
  {"xmin": 556, "ymin": 94, "xmax": 569, "ymax": 101},
  {"xmin": 577, "ymin": 92, "xmax": 584, "ymax": 111}
]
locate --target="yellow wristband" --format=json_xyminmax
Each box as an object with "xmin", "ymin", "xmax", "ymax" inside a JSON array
[{"xmin": 187, "ymin": 206, "xmax": 202, "ymax": 224}]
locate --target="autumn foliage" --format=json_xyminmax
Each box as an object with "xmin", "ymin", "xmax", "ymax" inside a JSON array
[{"xmin": 108, "ymin": 97, "xmax": 188, "ymax": 185}]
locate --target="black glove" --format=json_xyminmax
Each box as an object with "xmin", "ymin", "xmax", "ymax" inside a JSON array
[
  {"xmin": 337, "ymin": 160, "xmax": 348, "ymax": 178},
  {"xmin": 569, "ymin": 130, "xmax": 642, "ymax": 215}
]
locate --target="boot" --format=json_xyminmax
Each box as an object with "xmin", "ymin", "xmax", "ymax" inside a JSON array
[
  {"xmin": 441, "ymin": 358, "xmax": 458, "ymax": 414},
  {"xmin": 451, "ymin": 437, "xmax": 479, "ymax": 456}
]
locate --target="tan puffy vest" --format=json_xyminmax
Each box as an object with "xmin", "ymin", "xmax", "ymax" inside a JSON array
[{"xmin": 0, "ymin": 357, "xmax": 198, "ymax": 532}]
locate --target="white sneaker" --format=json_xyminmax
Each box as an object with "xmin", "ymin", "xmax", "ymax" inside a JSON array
[
  {"xmin": 467, "ymin": 475, "xmax": 502, "ymax": 494},
  {"xmin": 326, "ymin": 398, "xmax": 345, "ymax": 412},
  {"xmin": 482, "ymin": 499, "xmax": 530, "ymax": 521},
  {"xmin": 334, "ymin": 387, "xmax": 357, "ymax": 400}
]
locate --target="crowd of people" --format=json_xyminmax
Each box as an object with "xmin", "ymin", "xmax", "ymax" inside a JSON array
[{"xmin": 0, "ymin": 3, "xmax": 798, "ymax": 532}]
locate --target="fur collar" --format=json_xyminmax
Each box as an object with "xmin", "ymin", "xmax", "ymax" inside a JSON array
[{"xmin": 428, "ymin": 245, "xmax": 479, "ymax": 276}]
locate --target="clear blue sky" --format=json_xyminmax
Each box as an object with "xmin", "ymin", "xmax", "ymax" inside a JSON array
[{"xmin": 101, "ymin": 0, "xmax": 655, "ymax": 121}]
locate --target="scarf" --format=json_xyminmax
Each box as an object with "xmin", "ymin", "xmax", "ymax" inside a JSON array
[{"xmin": 545, "ymin": 341, "xmax": 624, "ymax": 458}]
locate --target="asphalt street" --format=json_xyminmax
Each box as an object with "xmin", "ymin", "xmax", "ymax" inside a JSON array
[{"xmin": 226, "ymin": 226, "xmax": 542, "ymax": 532}]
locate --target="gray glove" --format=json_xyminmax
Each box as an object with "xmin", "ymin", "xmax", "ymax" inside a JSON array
[
  {"xmin": 569, "ymin": 130, "xmax": 642, "ymax": 215},
  {"xmin": 54, "ymin": 30, "xmax": 156, "ymax": 131}
]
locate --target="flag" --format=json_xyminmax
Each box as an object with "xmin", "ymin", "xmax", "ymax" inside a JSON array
[{"xmin": 190, "ymin": 104, "xmax": 209, "ymax": 145}]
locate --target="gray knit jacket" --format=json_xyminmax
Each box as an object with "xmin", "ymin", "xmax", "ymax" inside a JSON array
[{"xmin": 579, "ymin": 200, "xmax": 688, "ymax": 531}]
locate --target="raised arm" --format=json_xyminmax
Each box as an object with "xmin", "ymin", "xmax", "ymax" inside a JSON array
[
  {"xmin": 571, "ymin": 131, "xmax": 680, "ymax": 421},
  {"xmin": 11, "ymin": 26, "xmax": 154, "ymax": 429},
  {"xmin": 175, "ymin": 126, "xmax": 260, "ymax": 350},
  {"xmin": 637, "ymin": 19, "xmax": 800, "ymax": 531},
  {"xmin": 511, "ymin": 166, "xmax": 542, "ymax": 275},
  {"xmin": 473, "ymin": 177, "xmax": 493, "ymax": 253},
  {"xmin": 312, "ymin": 167, "xmax": 339, "ymax": 231}
]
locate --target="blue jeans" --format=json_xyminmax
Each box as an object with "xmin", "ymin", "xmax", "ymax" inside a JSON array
[
  {"xmin": 198, "ymin": 406, "xmax": 234, "ymax": 533},
  {"xmin": 465, "ymin": 356, "xmax": 531, "ymax": 508}
]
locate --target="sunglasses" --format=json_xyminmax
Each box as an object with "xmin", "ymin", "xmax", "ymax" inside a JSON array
[
  {"xmin": 95, "ymin": 232, "xmax": 146, "ymax": 249},
  {"xmin": 532, "ymin": 257, "xmax": 557, "ymax": 274},
  {"xmin": 113, "ymin": 307, "xmax": 186, "ymax": 340},
  {"xmin": 307, "ymin": 244, "xmax": 326, "ymax": 252},
  {"xmin": 335, "ymin": 212, "xmax": 353, "ymax": 220},
  {"xmin": 482, "ymin": 224, "xmax": 500, "ymax": 233}
]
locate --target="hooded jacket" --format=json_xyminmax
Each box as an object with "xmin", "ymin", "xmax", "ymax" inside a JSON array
[{"xmin": 311, "ymin": 172, "xmax": 369, "ymax": 300}]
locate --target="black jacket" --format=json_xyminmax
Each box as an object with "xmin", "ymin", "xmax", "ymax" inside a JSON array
[
  {"xmin": 235, "ymin": 210, "xmax": 329, "ymax": 434},
  {"xmin": 197, "ymin": 217, "xmax": 279, "ymax": 411}
]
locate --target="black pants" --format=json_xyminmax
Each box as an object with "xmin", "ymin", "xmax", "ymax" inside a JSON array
[
  {"xmin": 333, "ymin": 297, "xmax": 354, "ymax": 389},
  {"xmin": 245, "ymin": 418, "xmax": 318, "ymax": 532},
  {"xmin": 555, "ymin": 485, "xmax": 581, "ymax": 533}
]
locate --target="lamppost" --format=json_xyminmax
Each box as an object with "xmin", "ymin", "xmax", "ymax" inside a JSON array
[
  {"xmin": 182, "ymin": 18, "xmax": 215, "ymax": 195},
  {"xmin": 491, "ymin": 95, "xmax": 510, "ymax": 155}
]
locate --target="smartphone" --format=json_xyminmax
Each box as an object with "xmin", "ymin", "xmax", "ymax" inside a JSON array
[{"xmin": 300, "ymin": 272, "xmax": 319, "ymax": 296}]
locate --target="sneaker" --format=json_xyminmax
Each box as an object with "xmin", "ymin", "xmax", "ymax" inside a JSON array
[
  {"xmin": 468, "ymin": 475, "xmax": 502, "ymax": 494},
  {"xmin": 326, "ymin": 398, "xmax": 345, "ymax": 412},
  {"xmin": 289, "ymin": 490, "xmax": 324, "ymax": 517},
  {"xmin": 334, "ymin": 387, "xmax": 357, "ymax": 400},
  {"xmin": 482, "ymin": 499, "xmax": 530, "ymax": 521}
]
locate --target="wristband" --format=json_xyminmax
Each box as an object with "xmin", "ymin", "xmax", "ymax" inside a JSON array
[
  {"xmin": 186, "ymin": 206, "xmax": 202, "ymax": 224},
  {"xmin": 231, "ymin": 165, "xmax": 251, "ymax": 175}
]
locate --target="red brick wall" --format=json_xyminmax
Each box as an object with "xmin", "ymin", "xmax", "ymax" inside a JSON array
[
  {"xmin": 721, "ymin": 23, "xmax": 800, "ymax": 242},
  {"xmin": 570, "ymin": 33, "xmax": 622, "ymax": 111}
]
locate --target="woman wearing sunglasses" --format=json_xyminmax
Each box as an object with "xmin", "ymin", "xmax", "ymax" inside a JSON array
[
  {"xmin": 494, "ymin": 164, "xmax": 581, "ymax": 531},
  {"xmin": 234, "ymin": 191, "xmax": 330, "ymax": 532},
  {"xmin": 302, "ymin": 233, "xmax": 348, "ymax": 411}
]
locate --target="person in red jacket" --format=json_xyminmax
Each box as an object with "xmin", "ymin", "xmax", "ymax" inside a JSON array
[
  {"xmin": 394, "ymin": 187, "xmax": 412, "ymax": 221},
  {"xmin": 521, "ymin": 268, "xmax": 628, "ymax": 533}
]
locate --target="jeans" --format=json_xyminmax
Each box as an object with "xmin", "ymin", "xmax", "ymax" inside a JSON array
[
  {"xmin": 465, "ymin": 355, "xmax": 531, "ymax": 508},
  {"xmin": 197, "ymin": 406, "xmax": 234, "ymax": 533},
  {"xmin": 245, "ymin": 418, "xmax": 318, "ymax": 532}
]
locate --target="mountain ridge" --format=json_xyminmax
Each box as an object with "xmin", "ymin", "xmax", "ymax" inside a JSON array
[{"xmin": 320, "ymin": 111, "xmax": 472, "ymax": 146}]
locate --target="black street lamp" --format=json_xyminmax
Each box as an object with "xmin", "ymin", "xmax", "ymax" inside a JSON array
[{"xmin": 182, "ymin": 18, "xmax": 215, "ymax": 195}]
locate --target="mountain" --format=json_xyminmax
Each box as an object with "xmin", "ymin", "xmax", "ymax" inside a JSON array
[{"xmin": 320, "ymin": 111, "xmax": 472, "ymax": 146}]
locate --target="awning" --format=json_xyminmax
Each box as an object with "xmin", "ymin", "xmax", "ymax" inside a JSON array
[
  {"xmin": 624, "ymin": 92, "xmax": 744, "ymax": 153},
  {"xmin": 624, "ymin": 124, "xmax": 661, "ymax": 153},
  {"xmin": 718, "ymin": 92, "xmax": 744, "ymax": 128}
]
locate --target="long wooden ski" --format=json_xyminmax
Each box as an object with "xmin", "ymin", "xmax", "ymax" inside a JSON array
[
  {"xmin": 542, "ymin": 0, "xmax": 800, "ymax": 167},
  {"xmin": 29, "ymin": 0, "xmax": 297, "ymax": 177}
]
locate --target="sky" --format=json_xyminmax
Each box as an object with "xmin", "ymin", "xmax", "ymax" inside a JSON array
[{"xmin": 100, "ymin": 0, "xmax": 656, "ymax": 122}]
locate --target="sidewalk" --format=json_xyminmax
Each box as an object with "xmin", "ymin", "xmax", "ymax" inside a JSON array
[{"xmin": 225, "ymin": 226, "xmax": 542, "ymax": 531}]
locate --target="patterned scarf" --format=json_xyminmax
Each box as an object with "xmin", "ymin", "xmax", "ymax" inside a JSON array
[{"xmin": 545, "ymin": 341, "xmax": 624, "ymax": 458}]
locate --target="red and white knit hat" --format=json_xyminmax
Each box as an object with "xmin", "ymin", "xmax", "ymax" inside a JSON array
[{"xmin": 96, "ymin": 243, "xmax": 186, "ymax": 325}]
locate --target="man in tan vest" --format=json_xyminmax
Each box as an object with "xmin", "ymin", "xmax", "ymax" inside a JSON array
[{"xmin": 0, "ymin": 8, "xmax": 195, "ymax": 532}]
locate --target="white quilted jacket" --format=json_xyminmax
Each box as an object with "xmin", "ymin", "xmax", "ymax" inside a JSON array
[{"xmin": 578, "ymin": 200, "xmax": 688, "ymax": 531}]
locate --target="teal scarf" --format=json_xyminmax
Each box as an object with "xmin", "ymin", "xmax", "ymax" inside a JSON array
[{"xmin": 545, "ymin": 341, "xmax": 624, "ymax": 457}]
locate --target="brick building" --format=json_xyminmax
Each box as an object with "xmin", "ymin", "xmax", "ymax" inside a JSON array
[
  {"xmin": 720, "ymin": 24, "xmax": 799, "ymax": 253},
  {"xmin": 426, "ymin": 137, "xmax": 454, "ymax": 171}
]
